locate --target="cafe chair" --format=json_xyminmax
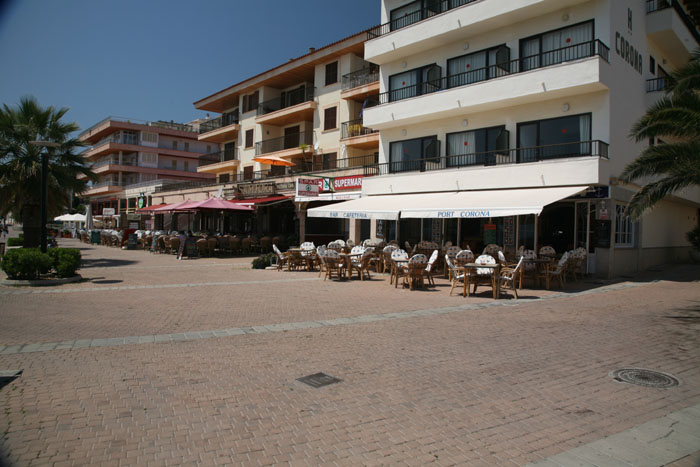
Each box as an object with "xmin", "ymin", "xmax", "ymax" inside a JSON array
[
  {"xmin": 539, "ymin": 245, "xmax": 556, "ymax": 259},
  {"xmin": 471, "ymin": 254, "xmax": 497, "ymax": 296},
  {"xmin": 445, "ymin": 255, "xmax": 466, "ymax": 296},
  {"xmin": 273, "ymin": 244, "xmax": 289, "ymax": 271},
  {"xmin": 444, "ymin": 245, "xmax": 461, "ymax": 279},
  {"xmin": 351, "ymin": 249, "xmax": 373, "ymax": 281},
  {"xmin": 323, "ymin": 249, "xmax": 344, "ymax": 281},
  {"xmin": 455, "ymin": 249, "xmax": 475, "ymax": 266},
  {"xmin": 402, "ymin": 254, "xmax": 428, "ymax": 290},
  {"xmin": 538, "ymin": 251, "xmax": 569, "ymax": 289},
  {"xmin": 391, "ymin": 249, "xmax": 409, "ymax": 286},
  {"xmin": 499, "ymin": 256, "xmax": 524, "ymax": 299},
  {"xmin": 424, "ymin": 250, "xmax": 439, "ymax": 286}
]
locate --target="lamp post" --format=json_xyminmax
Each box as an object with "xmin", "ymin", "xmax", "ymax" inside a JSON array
[{"xmin": 29, "ymin": 140, "xmax": 60, "ymax": 253}]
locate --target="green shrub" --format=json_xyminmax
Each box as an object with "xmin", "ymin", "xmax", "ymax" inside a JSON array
[
  {"xmin": 1, "ymin": 248, "xmax": 52, "ymax": 280},
  {"xmin": 7, "ymin": 235, "xmax": 23, "ymax": 247},
  {"xmin": 47, "ymin": 248, "xmax": 81, "ymax": 278},
  {"xmin": 687, "ymin": 226, "xmax": 700, "ymax": 250},
  {"xmin": 251, "ymin": 253, "xmax": 276, "ymax": 269}
]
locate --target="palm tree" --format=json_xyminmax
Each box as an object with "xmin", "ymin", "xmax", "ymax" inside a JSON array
[
  {"xmin": 621, "ymin": 50, "xmax": 700, "ymax": 219},
  {"xmin": 0, "ymin": 96, "xmax": 95, "ymax": 247}
]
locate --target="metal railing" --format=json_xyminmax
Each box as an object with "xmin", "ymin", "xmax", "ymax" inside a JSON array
[
  {"xmin": 79, "ymin": 116, "xmax": 196, "ymax": 139},
  {"xmin": 367, "ymin": 0, "xmax": 477, "ymax": 39},
  {"xmin": 257, "ymin": 87, "xmax": 315, "ymax": 116},
  {"xmin": 341, "ymin": 64, "xmax": 380, "ymax": 91},
  {"xmin": 382, "ymin": 140, "xmax": 608, "ymax": 174},
  {"xmin": 379, "ymin": 40, "xmax": 610, "ymax": 105},
  {"xmin": 341, "ymin": 119, "xmax": 378, "ymax": 139},
  {"xmin": 646, "ymin": 0, "xmax": 700, "ymax": 44},
  {"xmin": 255, "ymin": 130, "xmax": 314, "ymax": 155},
  {"xmin": 91, "ymin": 158, "xmax": 138, "ymax": 168},
  {"xmin": 646, "ymin": 77, "xmax": 670, "ymax": 92},
  {"xmin": 198, "ymin": 111, "xmax": 240, "ymax": 134},
  {"xmin": 88, "ymin": 180, "xmax": 125, "ymax": 189},
  {"xmin": 198, "ymin": 148, "xmax": 238, "ymax": 167}
]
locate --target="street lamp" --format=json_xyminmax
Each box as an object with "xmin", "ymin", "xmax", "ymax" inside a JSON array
[{"xmin": 29, "ymin": 140, "xmax": 60, "ymax": 253}]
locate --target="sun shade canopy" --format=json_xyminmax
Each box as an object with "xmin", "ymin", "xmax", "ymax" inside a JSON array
[{"xmin": 307, "ymin": 186, "xmax": 588, "ymax": 220}]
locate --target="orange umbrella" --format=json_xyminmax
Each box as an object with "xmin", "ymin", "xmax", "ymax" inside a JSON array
[{"xmin": 253, "ymin": 155, "xmax": 295, "ymax": 166}]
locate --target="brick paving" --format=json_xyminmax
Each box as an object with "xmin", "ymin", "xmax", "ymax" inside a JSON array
[{"xmin": 0, "ymin": 238, "xmax": 699, "ymax": 466}]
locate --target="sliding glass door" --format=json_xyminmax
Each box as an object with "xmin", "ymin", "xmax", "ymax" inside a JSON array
[
  {"xmin": 520, "ymin": 21, "xmax": 594, "ymax": 71},
  {"xmin": 517, "ymin": 114, "xmax": 592, "ymax": 162}
]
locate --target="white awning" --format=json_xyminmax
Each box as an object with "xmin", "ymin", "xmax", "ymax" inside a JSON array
[
  {"xmin": 307, "ymin": 186, "xmax": 587, "ymax": 220},
  {"xmin": 400, "ymin": 186, "xmax": 588, "ymax": 218}
]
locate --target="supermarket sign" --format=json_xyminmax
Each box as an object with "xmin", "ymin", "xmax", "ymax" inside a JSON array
[
  {"xmin": 297, "ymin": 175, "xmax": 364, "ymax": 196},
  {"xmin": 333, "ymin": 175, "xmax": 363, "ymax": 191},
  {"xmin": 296, "ymin": 178, "xmax": 320, "ymax": 197}
]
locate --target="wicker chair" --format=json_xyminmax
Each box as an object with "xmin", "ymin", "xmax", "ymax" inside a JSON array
[
  {"xmin": 499, "ymin": 256, "xmax": 524, "ymax": 299},
  {"xmin": 424, "ymin": 250, "xmax": 439, "ymax": 286},
  {"xmin": 350, "ymin": 250, "xmax": 373, "ymax": 281},
  {"xmin": 455, "ymin": 250, "xmax": 475, "ymax": 267},
  {"xmin": 568, "ymin": 247, "xmax": 587, "ymax": 281},
  {"xmin": 315, "ymin": 245, "xmax": 327, "ymax": 277},
  {"xmin": 170, "ymin": 237, "xmax": 180, "ymax": 256},
  {"xmin": 390, "ymin": 249, "xmax": 409, "ymax": 286},
  {"xmin": 538, "ymin": 251, "xmax": 569, "ymax": 289},
  {"xmin": 381, "ymin": 245, "xmax": 398, "ymax": 273},
  {"xmin": 195, "ymin": 238, "xmax": 207, "ymax": 257},
  {"xmin": 273, "ymin": 244, "xmax": 289, "ymax": 271},
  {"xmin": 399, "ymin": 254, "xmax": 427, "ymax": 290},
  {"xmin": 445, "ymin": 255, "xmax": 466, "ymax": 296},
  {"xmin": 471, "ymin": 254, "xmax": 497, "ymax": 296},
  {"xmin": 323, "ymin": 250, "xmax": 344, "ymax": 280},
  {"xmin": 230, "ymin": 236, "xmax": 241, "ymax": 255},
  {"xmin": 444, "ymin": 246, "xmax": 461, "ymax": 278},
  {"xmin": 539, "ymin": 245, "xmax": 556, "ymax": 259},
  {"xmin": 241, "ymin": 237, "xmax": 252, "ymax": 254},
  {"xmin": 482, "ymin": 244, "xmax": 502, "ymax": 258},
  {"xmin": 259, "ymin": 236, "xmax": 271, "ymax": 253}
]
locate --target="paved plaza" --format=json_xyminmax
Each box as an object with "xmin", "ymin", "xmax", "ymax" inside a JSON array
[{"xmin": 1, "ymin": 237, "xmax": 699, "ymax": 466}]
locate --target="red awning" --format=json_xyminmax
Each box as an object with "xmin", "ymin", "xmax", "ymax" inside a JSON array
[
  {"xmin": 178, "ymin": 198, "xmax": 253, "ymax": 211},
  {"xmin": 135, "ymin": 203, "xmax": 169, "ymax": 213},
  {"xmin": 236, "ymin": 196, "xmax": 290, "ymax": 206}
]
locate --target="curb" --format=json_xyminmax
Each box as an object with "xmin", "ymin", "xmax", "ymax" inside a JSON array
[{"xmin": 1, "ymin": 275, "xmax": 83, "ymax": 287}]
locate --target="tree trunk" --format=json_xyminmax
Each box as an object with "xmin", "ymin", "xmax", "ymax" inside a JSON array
[{"xmin": 21, "ymin": 204, "xmax": 40, "ymax": 248}]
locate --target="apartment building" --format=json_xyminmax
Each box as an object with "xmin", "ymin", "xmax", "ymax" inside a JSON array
[
  {"xmin": 152, "ymin": 30, "xmax": 381, "ymax": 243},
  {"xmin": 308, "ymin": 0, "xmax": 700, "ymax": 277},
  {"xmin": 78, "ymin": 117, "xmax": 216, "ymax": 216}
]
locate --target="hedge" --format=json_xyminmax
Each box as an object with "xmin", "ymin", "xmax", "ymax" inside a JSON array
[
  {"xmin": 251, "ymin": 253, "xmax": 276, "ymax": 269},
  {"xmin": 7, "ymin": 235, "xmax": 23, "ymax": 247},
  {"xmin": 47, "ymin": 248, "xmax": 82, "ymax": 278},
  {"xmin": 1, "ymin": 247, "xmax": 81, "ymax": 280},
  {"xmin": 1, "ymin": 248, "xmax": 52, "ymax": 280}
]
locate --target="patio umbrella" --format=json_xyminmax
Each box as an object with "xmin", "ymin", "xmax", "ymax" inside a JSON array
[
  {"xmin": 53, "ymin": 214, "xmax": 73, "ymax": 221},
  {"xmin": 252, "ymin": 155, "xmax": 295, "ymax": 166},
  {"xmin": 86, "ymin": 204, "xmax": 93, "ymax": 229}
]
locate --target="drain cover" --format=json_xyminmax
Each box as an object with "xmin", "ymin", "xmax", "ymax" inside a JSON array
[
  {"xmin": 610, "ymin": 368, "xmax": 679, "ymax": 388},
  {"xmin": 297, "ymin": 372, "xmax": 341, "ymax": 388}
]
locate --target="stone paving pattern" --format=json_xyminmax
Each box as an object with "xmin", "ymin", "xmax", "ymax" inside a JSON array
[{"xmin": 1, "ymin": 237, "xmax": 699, "ymax": 466}]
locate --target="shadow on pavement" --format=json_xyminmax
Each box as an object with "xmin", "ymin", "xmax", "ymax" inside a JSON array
[{"xmin": 80, "ymin": 258, "xmax": 137, "ymax": 269}]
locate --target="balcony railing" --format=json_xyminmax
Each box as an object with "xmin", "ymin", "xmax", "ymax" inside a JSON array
[
  {"xmin": 257, "ymin": 87, "xmax": 315, "ymax": 116},
  {"xmin": 383, "ymin": 140, "xmax": 608, "ymax": 174},
  {"xmin": 79, "ymin": 116, "xmax": 196, "ymax": 139},
  {"xmin": 89, "ymin": 180, "xmax": 125, "ymax": 189},
  {"xmin": 255, "ymin": 130, "xmax": 314, "ymax": 155},
  {"xmin": 646, "ymin": 0, "xmax": 700, "ymax": 44},
  {"xmin": 341, "ymin": 119, "xmax": 378, "ymax": 139},
  {"xmin": 91, "ymin": 158, "xmax": 138, "ymax": 169},
  {"xmin": 198, "ymin": 111, "xmax": 240, "ymax": 134},
  {"xmin": 198, "ymin": 148, "xmax": 238, "ymax": 167},
  {"xmin": 646, "ymin": 77, "xmax": 670, "ymax": 92},
  {"xmin": 367, "ymin": 0, "xmax": 477, "ymax": 39},
  {"xmin": 341, "ymin": 64, "xmax": 380, "ymax": 91},
  {"xmin": 378, "ymin": 40, "xmax": 610, "ymax": 105}
]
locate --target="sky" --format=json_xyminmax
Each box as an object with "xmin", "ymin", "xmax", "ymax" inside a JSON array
[{"xmin": 0, "ymin": 0, "xmax": 380, "ymax": 134}]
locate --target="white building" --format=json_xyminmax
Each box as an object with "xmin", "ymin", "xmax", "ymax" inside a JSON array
[{"xmin": 310, "ymin": 0, "xmax": 700, "ymax": 277}]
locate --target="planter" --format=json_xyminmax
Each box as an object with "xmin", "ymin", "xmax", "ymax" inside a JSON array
[{"xmin": 1, "ymin": 274, "xmax": 82, "ymax": 287}]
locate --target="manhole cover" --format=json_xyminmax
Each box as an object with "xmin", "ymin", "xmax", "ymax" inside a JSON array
[
  {"xmin": 297, "ymin": 372, "xmax": 341, "ymax": 388},
  {"xmin": 610, "ymin": 368, "xmax": 680, "ymax": 388}
]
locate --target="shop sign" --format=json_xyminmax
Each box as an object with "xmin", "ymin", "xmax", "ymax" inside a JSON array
[
  {"xmin": 483, "ymin": 223, "xmax": 497, "ymax": 245},
  {"xmin": 297, "ymin": 178, "xmax": 320, "ymax": 198},
  {"xmin": 333, "ymin": 175, "xmax": 363, "ymax": 191},
  {"xmin": 275, "ymin": 181, "xmax": 296, "ymax": 191},
  {"xmin": 239, "ymin": 182, "xmax": 276, "ymax": 197},
  {"xmin": 103, "ymin": 208, "xmax": 115, "ymax": 216}
]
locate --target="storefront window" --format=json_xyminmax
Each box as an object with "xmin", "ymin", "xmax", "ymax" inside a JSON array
[{"xmin": 615, "ymin": 203, "xmax": 634, "ymax": 246}]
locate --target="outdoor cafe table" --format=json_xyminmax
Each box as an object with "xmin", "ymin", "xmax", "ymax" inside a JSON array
[
  {"xmin": 286, "ymin": 248, "xmax": 315, "ymax": 271},
  {"xmin": 337, "ymin": 252, "xmax": 362, "ymax": 279},
  {"xmin": 456, "ymin": 263, "xmax": 501, "ymax": 299}
]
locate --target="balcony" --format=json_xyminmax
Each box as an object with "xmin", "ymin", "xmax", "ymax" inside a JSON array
[
  {"xmin": 365, "ymin": 0, "xmax": 588, "ymax": 64},
  {"xmin": 646, "ymin": 77, "xmax": 670, "ymax": 93},
  {"xmin": 341, "ymin": 65, "xmax": 380, "ymax": 101},
  {"xmin": 255, "ymin": 87, "xmax": 316, "ymax": 126},
  {"xmin": 646, "ymin": 0, "xmax": 700, "ymax": 65},
  {"xmin": 198, "ymin": 111, "xmax": 240, "ymax": 143},
  {"xmin": 79, "ymin": 116, "xmax": 196, "ymax": 143},
  {"xmin": 255, "ymin": 131, "xmax": 314, "ymax": 159},
  {"xmin": 365, "ymin": 41, "xmax": 610, "ymax": 129},
  {"xmin": 83, "ymin": 180, "xmax": 125, "ymax": 197},
  {"xmin": 197, "ymin": 149, "xmax": 239, "ymax": 174},
  {"xmin": 340, "ymin": 119, "xmax": 379, "ymax": 149}
]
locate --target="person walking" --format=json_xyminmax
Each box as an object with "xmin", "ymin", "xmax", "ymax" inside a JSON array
[{"xmin": 177, "ymin": 230, "xmax": 187, "ymax": 260}]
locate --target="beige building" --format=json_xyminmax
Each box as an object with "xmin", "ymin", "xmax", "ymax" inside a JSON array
[
  {"xmin": 78, "ymin": 117, "xmax": 215, "ymax": 216},
  {"xmin": 152, "ymin": 30, "xmax": 382, "ymax": 243},
  {"xmin": 307, "ymin": 0, "xmax": 700, "ymax": 277}
]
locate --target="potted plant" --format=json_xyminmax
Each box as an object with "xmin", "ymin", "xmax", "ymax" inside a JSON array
[{"xmin": 687, "ymin": 226, "xmax": 700, "ymax": 262}]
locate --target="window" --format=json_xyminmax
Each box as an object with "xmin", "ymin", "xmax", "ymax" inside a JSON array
[
  {"xmin": 171, "ymin": 160, "xmax": 177, "ymax": 170},
  {"xmin": 243, "ymin": 166, "xmax": 254, "ymax": 180},
  {"xmin": 184, "ymin": 161, "xmax": 189, "ymax": 171},
  {"xmin": 207, "ymin": 145, "xmax": 212, "ymax": 153},
  {"xmin": 615, "ymin": 204, "xmax": 634, "ymax": 246},
  {"xmin": 517, "ymin": 113, "xmax": 592, "ymax": 162},
  {"xmin": 520, "ymin": 20, "xmax": 594, "ymax": 71},
  {"xmin": 218, "ymin": 174, "xmax": 230, "ymax": 183},
  {"xmin": 324, "ymin": 107, "xmax": 337, "ymax": 130},
  {"xmin": 446, "ymin": 126, "xmax": 509, "ymax": 167},
  {"xmin": 172, "ymin": 140, "xmax": 178, "ymax": 149},
  {"xmin": 447, "ymin": 45, "xmax": 510, "ymax": 88},
  {"xmin": 223, "ymin": 142, "xmax": 237, "ymax": 160},
  {"xmin": 390, "ymin": 1, "xmax": 423, "ymax": 31},
  {"xmin": 649, "ymin": 56, "xmax": 656, "ymax": 74},
  {"xmin": 242, "ymin": 91, "xmax": 259, "ymax": 113},
  {"xmin": 245, "ymin": 129, "xmax": 254, "ymax": 148},
  {"xmin": 140, "ymin": 152, "xmax": 158, "ymax": 168},
  {"xmin": 184, "ymin": 142, "xmax": 189, "ymax": 152},
  {"xmin": 325, "ymin": 62, "xmax": 338, "ymax": 85},
  {"xmin": 141, "ymin": 132, "xmax": 158, "ymax": 145},
  {"xmin": 313, "ymin": 152, "xmax": 337, "ymax": 171},
  {"xmin": 389, "ymin": 64, "xmax": 442, "ymax": 102},
  {"xmin": 389, "ymin": 135, "xmax": 439, "ymax": 172}
]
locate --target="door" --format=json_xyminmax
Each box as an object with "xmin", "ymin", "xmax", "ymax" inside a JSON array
[{"xmin": 284, "ymin": 125, "xmax": 300, "ymax": 149}]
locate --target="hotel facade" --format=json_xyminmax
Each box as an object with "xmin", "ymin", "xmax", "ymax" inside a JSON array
[
  {"xmin": 149, "ymin": 0, "xmax": 699, "ymax": 277},
  {"xmin": 308, "ymin": 0, "xmax": 700, "ymax": 277}
]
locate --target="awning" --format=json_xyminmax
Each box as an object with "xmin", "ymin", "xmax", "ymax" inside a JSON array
[
  {"xmin": 236, "ymin": 195, "xmax": 290, "ymax": 206},
  {"xmin": 135, "ymin": 203, "xmax": 168, "ymax": 213},
  {"xmin": 307, "ymin": 186, "xmax": 587, "ymax": 220}
]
